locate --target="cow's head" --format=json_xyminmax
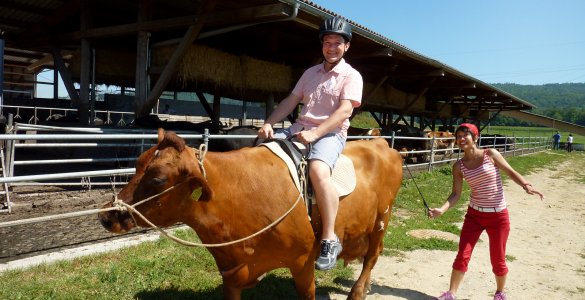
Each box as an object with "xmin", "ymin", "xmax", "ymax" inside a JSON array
[{"xmin": 99, "ymin": 128, "xmax": 212, "ymax": 233}]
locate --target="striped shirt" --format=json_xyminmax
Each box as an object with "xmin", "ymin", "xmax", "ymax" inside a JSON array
[{"xmin": 459, "ymin": 150, "xmax": 507, "ymax": 209}]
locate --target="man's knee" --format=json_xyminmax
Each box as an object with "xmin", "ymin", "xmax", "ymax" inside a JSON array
[{"xmin": 309, "ymin": 161, "xmax": 330, "ymax": 181}]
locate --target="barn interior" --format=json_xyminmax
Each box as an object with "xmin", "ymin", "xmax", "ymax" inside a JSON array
[{"xmin": 0, "ymin": 0, "xmax": 535, "ymax": 132}]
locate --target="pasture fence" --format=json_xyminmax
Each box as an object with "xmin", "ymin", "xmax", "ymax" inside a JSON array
[{"xmin": 0, "ymin": 121, "xmax": 550, "ymax": 223}]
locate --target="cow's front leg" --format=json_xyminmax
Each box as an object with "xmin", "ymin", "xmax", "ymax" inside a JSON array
[
  {"xmin": 222, "ymin": 284, "xmax": 242, "ymax": 300},
  {"xmin": 290, "ymin": 256, "xmax": 316, "ymax": 300}
]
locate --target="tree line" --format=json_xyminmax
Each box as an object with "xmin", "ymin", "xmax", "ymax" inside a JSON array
[{"xmin": 491, "ymin": 83, "xmax": 585, "ymax": 126}]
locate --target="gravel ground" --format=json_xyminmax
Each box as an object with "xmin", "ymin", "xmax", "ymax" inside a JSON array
[{"xmin": 0, "ymin": 186, "xmax": 150, "ymax": 264}]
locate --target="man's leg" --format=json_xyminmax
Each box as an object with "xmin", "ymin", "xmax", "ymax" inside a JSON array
[
  {"xmin": 310, "ymin": 159, "xmax": 338, "ymax": 241},
  {"xmin": 311, "ymin": 159, "xmax": 342, "ymax": 270}
]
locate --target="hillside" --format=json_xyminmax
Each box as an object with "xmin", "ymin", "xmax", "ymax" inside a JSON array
[{"xmin": 491, "ymin": 82, "xmax": 585, "ymax": 126}]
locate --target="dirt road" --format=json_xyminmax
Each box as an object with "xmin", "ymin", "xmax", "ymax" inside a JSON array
[{"xmin": 327, "ymin": 152, "xmax": 585, "ymax": 299}]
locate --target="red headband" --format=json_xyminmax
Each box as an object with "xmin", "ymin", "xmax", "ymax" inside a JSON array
[{"xmin": 458, "ymin": 123, "xmax": 479, "ymax": 137}]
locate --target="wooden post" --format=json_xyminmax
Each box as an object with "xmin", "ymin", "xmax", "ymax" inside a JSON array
[
  {"xmin": 79, "ymin": 38, "xmax": 91, "ymax": 125},
  {"xmin": 213, "ymin": 93, "xmax": 221, "ymax": 124},
  {"xmin": 134, "ymin": 0, "xmax": 153, "ymax": 118}
]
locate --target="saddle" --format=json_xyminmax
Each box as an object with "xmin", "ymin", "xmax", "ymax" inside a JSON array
[{"xmin": 260, "ymin": 139, "xmax": 357, "ymax": 213}]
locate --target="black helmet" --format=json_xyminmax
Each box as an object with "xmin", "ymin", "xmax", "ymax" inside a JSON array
[{"xmin": 319, "ymin": 16, "xmax": 352, "ymax": 42}]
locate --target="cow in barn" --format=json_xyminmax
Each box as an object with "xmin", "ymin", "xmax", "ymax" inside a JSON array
[
  {"xmin": 208, "ymin": 125, "xmax": 263, "ymax": 152},
  {"xmin": 382, "ymin": 124, "xmax": 427, "ymax": 162},
  {"xmin": 347, "ymin": 126, "xmax": 382, "ymax": 139},
  {"xmin": 99, "ymin": 129, "xmax": 402, "ymax": 299},
  {"xmin": 133, "ymin": 115, "xmax": 265, "ymax": 152},
  {"xmin": 423, "ymin": 131, "xmax": 456, "ymax": 161},
  {"xmin": 479, "ymin": 134, "xmax": 515, "ymax": 151}
]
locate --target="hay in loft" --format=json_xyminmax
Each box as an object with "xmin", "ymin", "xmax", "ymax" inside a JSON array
[
  {"xmin": 69, "ymin": 48, "xmax": 135, "ymax": 85},
  {"xmin": 152, "ymin": 44, "xmax": 293, "ymax": 93},
  {"xmin": 240, "ymin": 55, "xmax": 292, "ymax": 92}
]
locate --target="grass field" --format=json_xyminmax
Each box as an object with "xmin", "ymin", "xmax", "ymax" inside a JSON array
[
  {"xmin": 486, "ymin": 126, "xmax": 584, "ymax": 144},
  {"xmin": 1, "ymin": 150, "xmax": 582, "ymax": 299},
  {"xmin": 349, "ymin": 113, "xmax": 584, "ymax": 145}
]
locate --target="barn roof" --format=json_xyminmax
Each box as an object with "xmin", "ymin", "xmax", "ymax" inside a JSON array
[{"xmin": 0, "ymin": 0, "xmax": 534, "ymax": 123}]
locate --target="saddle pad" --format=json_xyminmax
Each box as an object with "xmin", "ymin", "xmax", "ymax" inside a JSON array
[{"xmin": 260, "ymin": 141, "xmax": 356, "ymax": 197}]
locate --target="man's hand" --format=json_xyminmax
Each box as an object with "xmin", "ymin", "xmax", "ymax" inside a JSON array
[
  {"xmin": 258, "ymin": 124, "xmax": 274, "ymax": 139},
  {"xmin": 295, "ymin": 129, "xmax": 320, "ymax": 144}
]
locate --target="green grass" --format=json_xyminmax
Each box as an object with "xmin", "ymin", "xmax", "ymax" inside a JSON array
[
  {"xmin": 0, "ymin": 230, "xmax": 353, "ymax": 299},
  {"xmin": 487, "ymin": 126, "xmax": 585, "ymax": 144},
  {"xmin": 1, "ymin": 151, "xmax": 583, "ymax": 299}
]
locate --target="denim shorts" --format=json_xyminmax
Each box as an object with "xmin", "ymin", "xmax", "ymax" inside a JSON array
[{"xmin": 274, "ymin": 128, "xmax": 346, "ymax": 170}]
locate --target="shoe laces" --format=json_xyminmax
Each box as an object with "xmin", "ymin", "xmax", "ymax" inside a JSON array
[{"xmin": 320, "ymin": 241, "xmax": 332, "ymax": 256}]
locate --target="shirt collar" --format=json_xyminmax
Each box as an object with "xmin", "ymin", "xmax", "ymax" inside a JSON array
[{"xmin": 320, "ymin": 58, "xmax": 347, "ymax": 74}]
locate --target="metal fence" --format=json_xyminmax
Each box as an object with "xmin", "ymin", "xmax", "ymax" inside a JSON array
[{"xmin": 0, "ymin": 119, "xmax": 551, "ymax": 216}]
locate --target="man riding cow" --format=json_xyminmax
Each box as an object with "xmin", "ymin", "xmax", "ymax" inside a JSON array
[{"xmin": 258, "ymin": 16, "xmax": 363, "ymax": 270}]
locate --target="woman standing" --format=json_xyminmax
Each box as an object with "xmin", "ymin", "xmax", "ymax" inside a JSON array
[{"xmin": 429, "ymin": 123, "xmax": 544, "ymax": 300}]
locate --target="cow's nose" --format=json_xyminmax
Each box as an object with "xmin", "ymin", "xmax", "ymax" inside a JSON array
[{"xmin": 99, "ymin": 216, "xmax": 114, "ymax": 231}]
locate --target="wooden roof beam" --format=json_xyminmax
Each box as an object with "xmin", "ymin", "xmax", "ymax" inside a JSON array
[
  {"xmin": 54, "ymin": 3, "xmax": 292, "ymax": 41},
  {"xmin": 0, "ymin": 1, "xmax": 50, "ymax": 16}
]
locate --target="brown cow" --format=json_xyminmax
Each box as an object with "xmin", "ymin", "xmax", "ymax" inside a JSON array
[
  {"xmin": 347, "ymin": 126, "xmax": 382, "ymax": 138},
  {"xmin": 98, "ymin": 129, "xmax": 402, "ymax": 300},
  {"xmin": 424, "ymin": 131, "xmax": 456, "ymax": 161}
]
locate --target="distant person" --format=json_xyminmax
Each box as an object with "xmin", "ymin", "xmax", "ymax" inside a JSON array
[
  {"xmin": 429, "ymin": 123, "xmax": 544, "ymax": 300},
  {"xmin": 552, "ymin": 131, "xmax": 561, "ymax": 150},
  {"xmin": 162, "ymin": 104, "xmax": 176, "ymax": 114},
  {"xmin": 566, "ymin": 133, "xmax": 574, "ymax": 152}
]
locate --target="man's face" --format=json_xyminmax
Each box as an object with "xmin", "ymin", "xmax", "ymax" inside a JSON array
[{"xmin": 322, "ymin": 34, "xmax": 349, "ymax": 63}]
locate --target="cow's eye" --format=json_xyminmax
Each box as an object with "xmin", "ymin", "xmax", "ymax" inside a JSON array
[{"xmin": 152, "ymin": 177, "xmax": 167, "ymax": 186}]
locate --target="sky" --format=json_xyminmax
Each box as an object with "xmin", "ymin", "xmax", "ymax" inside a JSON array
[
  {"xmin": 310, "ymin": 0, "xmax": 585, "ymax": 85},
  {"xmin": 36, "ymin": 0, "xmax": 585, "ymax": 98}
]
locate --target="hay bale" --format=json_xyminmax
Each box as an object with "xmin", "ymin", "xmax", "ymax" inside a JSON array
[
  {"xmin": 241, "ymin": 55, "xmax": 292, "ymax": 92},
  {"xmin": 153, "ymin": 45, "xmax": 292, "ymax": 93},
  {"xmin": 69, "ymin": 48, "xmax": 135, "ymax": 84}
]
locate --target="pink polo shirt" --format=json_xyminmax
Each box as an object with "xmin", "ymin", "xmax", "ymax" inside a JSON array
[{"xmin": 290, "ymin": 59, "xmax": 363, "ymax": 136}]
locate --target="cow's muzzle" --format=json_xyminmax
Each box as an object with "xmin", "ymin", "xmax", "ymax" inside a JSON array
[{"xmin": 98, "ymin": 201, "xmax": 136, "ymax": 233}]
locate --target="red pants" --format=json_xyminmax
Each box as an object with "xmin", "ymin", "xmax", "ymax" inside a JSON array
[{"xmin": 452, "ymin": 207, "xmax": 510, "ymax": 276}]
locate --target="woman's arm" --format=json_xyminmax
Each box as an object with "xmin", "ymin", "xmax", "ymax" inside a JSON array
[{"xmin": 487, "ymin": 148, "xmax": 544, "ymax": 200}]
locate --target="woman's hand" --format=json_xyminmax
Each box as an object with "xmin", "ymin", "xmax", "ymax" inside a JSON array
[
  {"xmin": 428, "ymin": 207, "xmax": 445, "ymax": 218},
  {"xmin": 524, "ymin": 184, "xmax": 545, "ymax": 200}
]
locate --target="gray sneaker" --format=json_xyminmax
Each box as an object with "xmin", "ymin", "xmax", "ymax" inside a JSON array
[{"xmin": 315, "ymin": 236, "xmax": 342, "ymax": 270}]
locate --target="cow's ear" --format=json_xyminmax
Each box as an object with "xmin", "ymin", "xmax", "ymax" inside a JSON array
[{"xmin": 187, "ymin": 176, "xmax": 213, "ymax": 202}]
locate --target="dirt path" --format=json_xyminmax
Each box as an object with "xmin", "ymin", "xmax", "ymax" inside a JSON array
[{"xmin": 327, "ymin": 152, "xmax": 585, "ymax": 300}]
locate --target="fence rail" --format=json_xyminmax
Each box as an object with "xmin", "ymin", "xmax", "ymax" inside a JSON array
[{"xmin": 0, "ymin": 119, "xmax": 552, "ymax": 218}]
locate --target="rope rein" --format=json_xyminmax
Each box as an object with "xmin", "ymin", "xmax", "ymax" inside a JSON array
[
  {"xmin": 110, "ymin": 144, "xmax": 303, "ymax": 248},
  {"xmin": 116, "ymin": 192, "xmax": 303, "ymax": 248}
]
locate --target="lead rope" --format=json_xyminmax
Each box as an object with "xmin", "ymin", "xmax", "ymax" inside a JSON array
[
  {"xmin": 115, "ymin": 192, "xmax": 303, "ymax": 248},
  {"xmin": 198, "ymin": 143, "xmax": 208, "ymax": 179},
  {"xmin": 111, "ymin": 144, "xmax": 303, "ymax": 248}
]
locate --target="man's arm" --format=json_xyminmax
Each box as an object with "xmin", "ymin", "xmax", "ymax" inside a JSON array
[
  {"xmin": 295, "ymin": 99, "xmax": 354, "ymax": 144},
  {"xmin": 258, "ymin": 93, "xmax": 302, "ymax": 139}
]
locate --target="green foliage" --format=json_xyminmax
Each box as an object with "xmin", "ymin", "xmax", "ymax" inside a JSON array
[
  {"xmin": 492, "ymin": 83, "xmax": 585, "ymax": 126},
  {"xmin": 350, "ymin": 112, "xmax": 379, "ymax": 128}
]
